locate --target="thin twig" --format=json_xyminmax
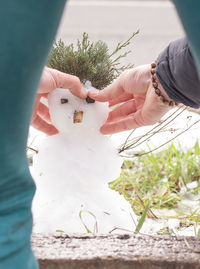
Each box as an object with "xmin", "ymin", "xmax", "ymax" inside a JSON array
[
  {"xmin": 27, "ymin": 146, "xmax": 38, "ymax": 154},
  {"xmin": 130, "ymin": 212, "xmax": 137, "ymax": 227},
  {"xmin": 125, "ymin": 105, "xmax": 184, "ymax": 147},
  {"xmin": 119, "ymin": 107, "xmax": 179, "ymax": 153},
  {"xmin": 184, "ymin": 238, "xmax": 200, "ymax": 253},
  {"xmin": 131, "ymin": 106, "xmax": 187, "ymax": 149},
  {"xmin": 118, "ymin": 128, "xmax": 179, "ymax": 153},
  {"xmin": 109, "ymin": 30, "xmax": 139, "ymax": 58},
  {"xmin": 119, "ymin": 106, "xmax": 186, "ymax": 153},
  {"xmin": 120, "ymin": 129, "xmax": 136, "ymax": 152},
  {"xmin": 133, "ymin": 186, "xmax": 156, "ymax": 219},
  {"xmin": 109, "ymin": 227, "xmax": 133, "ymax": 234},
  {"xmin": 125, "ymin": 119, "xmax": 200, "ymax": 158}
]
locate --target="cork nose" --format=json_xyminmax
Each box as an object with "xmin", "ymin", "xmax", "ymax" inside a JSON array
[{"xmin": 73, "ymin": 110, "xmax": 83, "ymax": 123}]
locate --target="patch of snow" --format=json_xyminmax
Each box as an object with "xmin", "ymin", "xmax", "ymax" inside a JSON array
[
  {"xmin": 186, "ymin": 181, "xmax": 198, "ymax": 190},
  {"xmin": 28, "ymin": 92, "xmax": 200, "ymax": 236},
  {"xmin": 31, "ymin": 85, "xmax": 137, "ymax": 233}
]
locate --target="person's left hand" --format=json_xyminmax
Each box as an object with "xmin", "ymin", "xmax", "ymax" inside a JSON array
[
  {"xmin": 88, "ymin": 65, "xmax": 172, "ymax": 134},
  {"xmin": 32, "ymin": 67, "xmax": 87, "ymax": 135}
]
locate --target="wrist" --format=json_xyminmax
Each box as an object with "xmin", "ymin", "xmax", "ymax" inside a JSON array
[{"xmin": 151, "ymin": 63, "xmax": 178, "ymax": 106}]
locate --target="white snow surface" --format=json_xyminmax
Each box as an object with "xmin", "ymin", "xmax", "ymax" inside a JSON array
[
  {"xmin": 29, "ymin": 83, "xmax": 200, "ymax": 236},
  {"xmin": 32, "ymin": 83, "xmax": 136, "ymax": 234}
]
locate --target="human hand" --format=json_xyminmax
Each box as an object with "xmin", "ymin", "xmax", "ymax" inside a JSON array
[
  {"xmin": 88, "ymin": 64, "xmax": 172, "ymax": 134},
  {"xmin": 32, "ymin": 67, "xmax": 87, "ymax": 135}
]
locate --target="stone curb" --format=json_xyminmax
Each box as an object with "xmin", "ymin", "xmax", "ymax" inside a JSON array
[{"xmin": 32, "ymin": 233, "xmax": 200, "ymax": 269}]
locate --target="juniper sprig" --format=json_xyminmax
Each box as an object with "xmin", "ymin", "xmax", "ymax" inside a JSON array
[{"xmin": 48, "ymin": 31, "xmax": 139, "ymax": 90}]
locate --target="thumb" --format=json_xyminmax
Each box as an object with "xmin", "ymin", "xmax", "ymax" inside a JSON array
[
  {"xmin": 39, "ymin": 67, "xmax": 87, "ymax": 99},
  {"xmin": 49, "ymin": 68, "xmax": 87, "ymax": 99}
]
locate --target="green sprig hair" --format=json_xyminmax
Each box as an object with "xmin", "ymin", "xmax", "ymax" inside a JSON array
[{"xmin": 48, "ymin": 31, "xmax": 139, "ymax": 90}]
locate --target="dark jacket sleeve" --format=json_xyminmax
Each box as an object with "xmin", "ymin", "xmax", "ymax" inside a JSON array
[{"xmin": 156, "ymin": 37, "xmax": 200, "ymax": 108}]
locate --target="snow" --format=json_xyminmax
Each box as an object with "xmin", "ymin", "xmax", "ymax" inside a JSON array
[
  {"xmin": 111, "ymin": 106, "xmax": 200, "ymax": 155},
  {"xmin": 31, "ymin": 83, "xmax": 136, "ymax": 233},
  {"xmin": 29, "ymin": 86, "xmax": 200, "ymax": 236}
]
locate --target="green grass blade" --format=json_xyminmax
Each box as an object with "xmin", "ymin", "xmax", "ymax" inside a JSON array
[
  {"xmin": 56, "ymin": 229, "xmax": 64, "ymax": 233},
  {"xmin": 79, "ymin": 210, "xmax": 98, "ymax": 234},
  {"xmin": 135, "ymin": 202, "xmax": 150, "ymax": 234}
]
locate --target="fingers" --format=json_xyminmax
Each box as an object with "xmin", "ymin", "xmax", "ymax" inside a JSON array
[
  {"xmin": 107, "ymin": 100, "xmax": 137, "ymax": 122},
  {"xmin": 100, "ymin": 87, "xmax": 172, "ymax": 135},
  {"xmin": 88, "ymin": 77, "xmax": 125, "ymax": 102},
  {"xmin": 40, "ymin": 93, "xmax": 48, "ymax": 99},
  {"xmin": 31, "ymin": 95, "xmax": 58, "ymax": 135},
  {"xmin": 100, "ymin": 109, "xmax": 151, "ymax": 135},
  {"xmin": 88, "ymin": 65, "xmax": 151, "ymax": 104},
  {"xmin": 36, "ymin": 102, "xmax": 51, "ymax": 123},
  {"xmin": 49, "ymin": 68, "xmax": 87, "ymax": 99},
  {"xmin": 32, "ymin": 114, "xmax": 58, "ymax": 136},
  {"xmin": 100, "ymin": 113, "xmax": 140, "ymax": 134},
  {"xmin": 57, "ymin": 72, "xmax": 87, "ymax": 99},
  {"xmin": 109, "ymin": 92, "xmax": 133, "ymax": 107},
  {"xmin": 38, "ymin": 67, "xmax": 87, "ymax": 99}
]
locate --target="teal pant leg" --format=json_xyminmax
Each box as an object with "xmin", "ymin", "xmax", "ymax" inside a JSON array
[
  {"xmin": 173, "ymin": 0, "xmax": 200, "ymax": 76},
  {"xmin": 0, "ymin": 1, "xmax": 66, "ymax": 268}
]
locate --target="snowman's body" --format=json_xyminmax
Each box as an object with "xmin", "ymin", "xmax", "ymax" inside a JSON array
[{"xmin": 32, "ymin": 83, "xmax": 136, "ymax": 233}]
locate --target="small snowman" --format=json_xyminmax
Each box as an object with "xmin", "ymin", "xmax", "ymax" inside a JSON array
[{"xmin": 32, "ymin": 33, "xmax": 138, "ymax": 233}]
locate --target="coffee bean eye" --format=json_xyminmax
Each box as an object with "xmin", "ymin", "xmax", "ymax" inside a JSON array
[
  {"xmin": 61, "ymin": 98, "xmax": 68, "ymax": 104},
  {"xmin": 86, "ymin": 96, "xmax": 95, "ymax": 103}
]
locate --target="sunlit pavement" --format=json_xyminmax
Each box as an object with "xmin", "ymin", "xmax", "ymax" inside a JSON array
[{"xmin": 57, "ymin": 0, "xmax": 184, "ymax": 66}]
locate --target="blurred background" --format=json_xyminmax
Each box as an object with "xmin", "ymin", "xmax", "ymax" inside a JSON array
[
  {"xmin": 56, "ymin": 0, "xmax": 184, "ymax": 66},
  {"xmin": 30, "ymin": 1, "xmax": 200, "ymax": 236},
  {"xmin": 52, "ymin": 0, "xmax": 200, "ymax": 154}
]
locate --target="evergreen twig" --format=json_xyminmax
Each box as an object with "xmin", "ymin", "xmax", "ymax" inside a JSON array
[{"xmin": 48, "ymin": 32, "xmax": 138, "ymax": 89}]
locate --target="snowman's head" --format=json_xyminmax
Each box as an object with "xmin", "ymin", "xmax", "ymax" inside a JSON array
[{"xmin": 48, "ymin": 88, "xmax": 109, "ymax": 134}]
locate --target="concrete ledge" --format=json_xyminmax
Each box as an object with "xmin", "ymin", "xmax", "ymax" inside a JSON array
[{"xmin": 32, "ymin": 233, "xmax": 200, "ymax": 269}]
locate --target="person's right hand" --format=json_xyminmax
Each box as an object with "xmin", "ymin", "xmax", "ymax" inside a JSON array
[
  {"xmin": 88, "ymin": 64, "xmax": 173, "ymax": 134},
  {"xmin": 32, "ymin": 67, "xmax": 87, "ymax": 135}
]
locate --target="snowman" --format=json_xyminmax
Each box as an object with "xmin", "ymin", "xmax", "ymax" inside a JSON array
[{"xmin": 32, "ymin": 81, "xmax": 136, "ymax": 234}]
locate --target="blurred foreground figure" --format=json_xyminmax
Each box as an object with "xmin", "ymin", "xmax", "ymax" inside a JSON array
[{"xmin": 0, "ymin": 1, "xmax": 200, "ymax": 268}]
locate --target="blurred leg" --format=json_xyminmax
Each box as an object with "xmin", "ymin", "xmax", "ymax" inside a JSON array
[
  {"xmin": 173, "ymin": 0, "xmax": 200, "ymax": 76},
  {"xmin": 0, "ymin": 1, "xmax": 66, "ymax": 268}
]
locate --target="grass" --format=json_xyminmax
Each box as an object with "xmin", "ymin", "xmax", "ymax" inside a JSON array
[
  {"xmin": 29, "ymin": 131, "xmax": 200, "ymax": 235},
  {"xmin": 109, "ymin": 141, "xmax": 200, "ymax": 233}
]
